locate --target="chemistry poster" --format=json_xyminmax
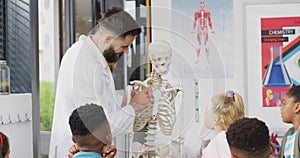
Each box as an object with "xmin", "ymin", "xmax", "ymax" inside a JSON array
[
  {"xmin": 171, "ymin": 0, "xmax": 233, "ymax": 78},
  {"xmin": 261, "ymin": 17, "xmax": 300, "ymax": 107}
]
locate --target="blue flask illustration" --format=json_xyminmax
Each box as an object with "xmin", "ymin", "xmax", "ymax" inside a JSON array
[{"xmin": 263, "ymin": 46, "xmax": 292, "ymax": 87}]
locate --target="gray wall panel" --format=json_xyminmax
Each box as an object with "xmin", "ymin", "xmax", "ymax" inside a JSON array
[
  {"xmin": 0, "ymin": 0, "xmax": 5, "ymax": 59},
  {"xmin": 6, "ymin": 0, "xmax": 32, "ymax": 93}
]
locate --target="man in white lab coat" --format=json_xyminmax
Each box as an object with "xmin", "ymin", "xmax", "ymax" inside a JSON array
[{"xmin": 49, "ymin": 7, "xmax": 151, "ymax": 158}]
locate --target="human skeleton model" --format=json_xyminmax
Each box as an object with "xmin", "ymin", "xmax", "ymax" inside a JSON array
[
  {"xmin": 129, "ymin": 40, "xmax": 182, "ymax": 157},
  {"xmin": 192, "ymin": 1, "xmax": 214, "ymax": 63}
]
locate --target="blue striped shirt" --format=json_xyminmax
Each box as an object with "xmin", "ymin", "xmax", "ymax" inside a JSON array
[{"xmin": 284, "ymin": 130, "xmax": 298, "ymax": 158}]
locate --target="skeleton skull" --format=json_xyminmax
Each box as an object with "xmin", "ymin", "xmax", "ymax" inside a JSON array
[
  {"xmin": 149, "ymin": 40, "xmax": 172, "ymax": 75},
  {"xmin": 130, "ymin": 40, "xmax": 182, "ymax": 157}
]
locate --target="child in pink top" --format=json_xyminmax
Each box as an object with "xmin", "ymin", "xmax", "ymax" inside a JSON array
[{"xmin": 202, "ymin": 90, "xmax": 245, "ymax": 158}]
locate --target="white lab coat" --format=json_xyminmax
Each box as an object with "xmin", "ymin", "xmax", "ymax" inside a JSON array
[{"xmin": 49, "ymin": 35, "xmax": 136, "ymax": 158}]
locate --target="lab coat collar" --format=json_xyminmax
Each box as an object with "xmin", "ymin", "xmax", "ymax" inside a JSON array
[{"xmin": 79, "ymin": 35, "xmax": 109, "ymax": 69}]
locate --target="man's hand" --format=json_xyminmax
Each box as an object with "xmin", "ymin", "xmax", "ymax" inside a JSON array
[
  {"xmin": 102, "ymin": 145, "xmax": 117, "ymax": 158},
  {"xmin": 130, "ymin": 87, "xmax": 151, "ymax": 112}
]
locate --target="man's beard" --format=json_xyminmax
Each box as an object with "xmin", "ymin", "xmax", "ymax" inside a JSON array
[{"xmin": 103, "ymin": 46, "xmax": 124, "ymax": 69}]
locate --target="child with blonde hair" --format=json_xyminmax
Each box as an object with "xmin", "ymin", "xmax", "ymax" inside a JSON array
[
  {"xmin": 0, "ymin": 132, "xmax": 10, "ymax": 158},
  {"xmin": 202, "ymin": 90, "xmax": 245, "ymax": 158}
]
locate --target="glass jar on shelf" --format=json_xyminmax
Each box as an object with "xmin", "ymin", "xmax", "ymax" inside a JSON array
[{"xmin": 0, "ymin": 60, "xmax": 10, "ymax": 95}]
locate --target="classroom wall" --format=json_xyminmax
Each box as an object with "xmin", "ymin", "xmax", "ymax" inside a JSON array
[
  {"xmin": 0, "ymin": 94, "xmax": 33, "ymax": 158},
  {"xmin": 244, "ymin": 0, "xmax": 300, "ymax": 136},
  {"xmin": 150, "ymin": 0, "xmax": 299, "ymax": 157}
]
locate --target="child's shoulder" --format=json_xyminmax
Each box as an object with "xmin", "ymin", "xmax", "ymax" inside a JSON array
[
  {"xmin": 285, "ymin": 127, "xmax": 296, "ymax": 135},
  {"xmin": 285, "ymin": 127, "xmax": 300, "ymax": 141}
]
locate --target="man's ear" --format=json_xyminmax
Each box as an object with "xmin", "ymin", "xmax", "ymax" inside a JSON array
[
  {"xmin": 294, "ymin": 102, "xmax": 300, "ymax": 114},
  {"xmin": 104, "ymin": 35, "xmax": 114, "ymax": 44}
]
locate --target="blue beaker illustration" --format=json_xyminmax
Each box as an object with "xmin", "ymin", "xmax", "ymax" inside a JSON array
[{"xmin": 263, "ymin": 46, "xmax": 292, "ymax": 87}]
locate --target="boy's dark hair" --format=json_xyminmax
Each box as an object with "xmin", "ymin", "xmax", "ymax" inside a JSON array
[
  {"xmin": 285, "ymin": 85, "xmax": 300, "ymax": 103},
  {"xmin": 69, "ymin": 104, "xmax": 108, "ymax": 136},
  {"xmin": 97, "ymin": 7, "xmax": 141, "ymax": 38},
  {"xmin": 226, "ymin": 118, "xmax": 270, "ymax": 157},
  {"xmin": 0, "ymin": 132, "xmax": 9, "ymax": 157}
]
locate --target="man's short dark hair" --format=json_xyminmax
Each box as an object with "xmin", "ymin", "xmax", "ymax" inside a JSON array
[
  {"xmin": 226, "ymin": 117, "xmax": 270, "ymax": 158},
  {"xmin": 98, "ymin": 7, "xmax": 141, "ymax": 38},
  {"xmin": 69, "ymin": 103, "xmax": 108, "ymax": 136}
]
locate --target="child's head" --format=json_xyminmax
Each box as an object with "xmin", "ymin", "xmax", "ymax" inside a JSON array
[
  {"xmin": 69, "ymin": 103, "xmax": 112, "ymax": 153},
  {"xmin": 280, "ymin": 85, "xmax": 300, "ymax": 124},
  {"xmin": 0, "ymin": 132, "xmax": 10, "ymax": 158},
  {"xmin": 226, "ymin": 117, "xmax": 271, "ymax": 158},
  {"xmin": 204, "ymin": 90, "xmax": 245, "ymax": 131}
]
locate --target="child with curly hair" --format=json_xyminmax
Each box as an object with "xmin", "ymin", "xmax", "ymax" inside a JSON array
[
  {"xmin": 278, "ymin": 85, "xmax": 300, "ymax": 158},
  {"xmin": 226, "ymin": 117, "xmax": 274, "ymax": 158},
  {"xmin": 69, "ymin": 103, "xmax": 116, "ymax": 158}
]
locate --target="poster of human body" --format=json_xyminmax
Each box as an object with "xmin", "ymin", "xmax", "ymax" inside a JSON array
[
  {"xmin": 171, "ymin": 0, "xmax": 233, "ymax": 78},
  {"xmin": 261, "ymin": 17, "xmax": 300, "ymax": 107}
]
